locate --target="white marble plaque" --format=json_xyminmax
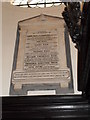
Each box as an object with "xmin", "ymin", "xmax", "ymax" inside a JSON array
[
  {"xmin": 27, "ymin": 90, "xmax": 56, "ymax": 96},
  {"xmin": 12, "ymin": 14, "xmax": 71, "ymax": 91}
]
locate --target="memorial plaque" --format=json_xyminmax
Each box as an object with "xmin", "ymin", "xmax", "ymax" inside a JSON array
[{"xmin": 10, "ymin": 14, "xmax": 73, "ymax": 95}]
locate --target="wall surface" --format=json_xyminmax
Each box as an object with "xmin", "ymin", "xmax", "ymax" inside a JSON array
[
  {"xmin": 2, "ymin": 2, "xmax": 78, "ymax": 95},
  {"xmin": 0, "ymin": 2, "xmax": 2, "ymax": 96}
]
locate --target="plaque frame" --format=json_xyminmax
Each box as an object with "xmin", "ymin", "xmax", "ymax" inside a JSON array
[{"xmin": 10, "ymin": 14, "xmax": 73, "ymax": 95}]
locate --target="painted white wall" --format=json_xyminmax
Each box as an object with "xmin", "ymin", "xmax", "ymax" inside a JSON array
[
  {"xmin": 2, "ymin": 2, "xmax": 79, "ymax": 95},
  {"xmin": 69, "ymin": 37, "xmax": 81, "ymax": 94},
  {"xmin": 0, "ymin": 2, "xmax": 2, "ymax": 96}
]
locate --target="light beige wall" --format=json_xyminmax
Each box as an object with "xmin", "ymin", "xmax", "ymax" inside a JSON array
[
  {"xmin": 0, "ymin": 2, "xmax": 2, "ymax": 96},
  {"xmin": 2, "ymin": 2, "xmax": 78, "ymax": 95}
]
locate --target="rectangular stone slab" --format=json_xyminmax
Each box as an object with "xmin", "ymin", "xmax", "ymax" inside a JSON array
[{"xmin": 11, "ymin": 14, "xmax": 72, "ymax": 93}]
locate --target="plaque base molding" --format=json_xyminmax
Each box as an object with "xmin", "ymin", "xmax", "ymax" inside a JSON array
[{"xmin": 12, "ymin": 69, "xmax": 71, "ymax": 90}]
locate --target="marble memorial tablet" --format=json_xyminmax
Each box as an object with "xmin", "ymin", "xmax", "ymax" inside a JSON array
[{"xmin": 10, "ymin": 14, "xmax": 73, "ymax": 95}]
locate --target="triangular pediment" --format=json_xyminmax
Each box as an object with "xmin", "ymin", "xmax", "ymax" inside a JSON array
[{"xmin": 19, "ymin": 14, "xmax": 63, "ymax": 26}]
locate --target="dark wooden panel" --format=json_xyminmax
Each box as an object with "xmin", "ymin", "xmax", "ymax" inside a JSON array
[{"xmin": 2, "ymin": 95, "xmax": 90, "ymax": 120}]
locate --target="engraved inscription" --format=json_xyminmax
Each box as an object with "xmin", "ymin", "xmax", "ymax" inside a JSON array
[
  {"xmin": 13, "ymin": 70, "xmax": 70, "ymax": 80},
  {"xmin": 24, "ymin": 31, "xmax": 60, "ymax": 71}
]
